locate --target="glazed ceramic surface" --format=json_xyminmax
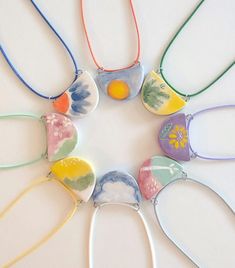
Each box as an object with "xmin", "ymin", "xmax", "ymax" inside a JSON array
[
  {"xmin": 93, "ymin": 171, "xmax": 141, "ymax": 204},
  {"xmin": 96, "ymin": 63, "xmax": 144, "ymax": 101},
  {"xmin": 141, "ymin": 71, "xmax": 186, "ymax": 115},
  {"xmin": 158, "ymin": 113, "xmax": 190, "ymax": 161},
  {"xmin": 51, "ymin": 157, "xmax": 96, "ymax": 202},
  {"xmin": 53, "ymin": 71, "xmax": 99, "ymax": 118},
  {"xmin": 138, "ymin": 156, "xmax": 183, "ymax": 200},
  {"xmin": 42, "ymin": 113, "xmax": 78, "ymax": 162}
]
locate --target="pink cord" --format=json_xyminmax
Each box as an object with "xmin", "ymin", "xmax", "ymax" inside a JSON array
[{"xmin": 80, "ymin": 0, "xmax": 141, "ymax": 72}]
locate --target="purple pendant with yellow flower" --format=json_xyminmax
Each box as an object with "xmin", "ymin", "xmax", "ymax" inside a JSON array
[{"xmin": 158, "ymin": 113, "xmax": 190, "ymax": 161}]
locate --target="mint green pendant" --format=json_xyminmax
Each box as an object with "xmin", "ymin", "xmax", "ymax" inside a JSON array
[{"xmin": 138, "ymin": 156, "xmax": 183, "ymax": 200}]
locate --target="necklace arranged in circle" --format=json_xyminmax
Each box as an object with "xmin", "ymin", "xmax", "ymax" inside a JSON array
[
  {"xmin": 0, "ymin": 113, "xmax": 77, "ymax": 169},
  {"xmin": 0, "ymin": 157, "xmax": 96, "ymax": 268},
  {"xmin": 80, "ymin": 0, "xmax": 144, "ymax": 101},
  {"xmin": 141, "ymin": 0, "xmax": 234, "ymax": 115},
  {"xmin": 0, "ymin": 0, "xmax": 99, "ymax": 118},
  {"xmin": 158, "ymin": 105, "xmax": 235, "ymax": 161},
  {"xmin": 138, "ymin": 155, "xmax": 235, "ymax": 267},
  {"xmin": 0, "ymin": 0, "xmax": 234, "ymax": 267},
  {"xmin": 89, "ymin": 171, "xmax": 156, "ymax": 268}
]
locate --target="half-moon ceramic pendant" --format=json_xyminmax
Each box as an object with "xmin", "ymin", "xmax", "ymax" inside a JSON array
[
  {"xmin": 158, "ymin": 113, "xmax": 190, "ymax": 161},
  {"xmin": 96, "ymin": 63, "xmax": 144, "ymax": 101},
  {"xmin": 92, "ymin": 171, "xmax": 141, "ymax": 204},
  {"xmin": 53, "ymin": 71, "xmax": 99, "ymax": 118},
  {"xmin": 138, "ymin": 156, "xmax": 183, "ymax": 200},
  {"xmin": 141, "ymin": 71, "xmax": 186, "ymax": 115},
  {"xmin": 42, "ymin": 113, "xmax": 78, "ymax": 162},
  {"xmin": 51, "ymin": 157, "xmax": 96, "ymax": 202}
]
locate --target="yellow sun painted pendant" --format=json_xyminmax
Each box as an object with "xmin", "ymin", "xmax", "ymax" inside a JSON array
[
  {"xmin": 96, "ymin": 63, "xmax": 144, "ymax": 101},
  {"xmin": 51, "ymin": 157, "xmax": 96, "ymax": 202},
  {"xmin": 141, "ymin": 71, "xmax": 186, "ymax": 115}
]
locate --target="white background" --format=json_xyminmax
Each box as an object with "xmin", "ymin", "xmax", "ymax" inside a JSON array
[{"xmin": 0, "ymin": 0, "xmax": 235, "ymax": 267}]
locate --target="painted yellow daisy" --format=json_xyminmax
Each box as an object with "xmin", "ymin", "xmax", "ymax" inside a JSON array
[{"xmin": 168, "ymin": 125, "xmax": 188, "ymax": 149}]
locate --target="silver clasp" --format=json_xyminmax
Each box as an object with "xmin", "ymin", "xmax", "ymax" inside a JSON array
[
  {"xmin": 75, "ymin": 69, "xmax": 83, "ymax": 76},
  {"xmin": 181, "ymin": 170, "xmax": 188, "ymax": 180}
]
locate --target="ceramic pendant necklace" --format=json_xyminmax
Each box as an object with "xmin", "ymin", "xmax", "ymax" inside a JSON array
[
  {"xmin": 80, "ymin": 0, "xmax": 144, "ymax": 101},
  {"xmin": 141, "ymin": 0, "xmax": 234, "ymax": 115},
  {"xmin": 0, "ymin": 0, "xmax": 99, "ymax": 118},
  {"xmin": 0, "ymin": 113, "xmax": 77, "ymax": 168},
  {"xmin": 138, "ymin": 155, "xmax": 235, "ymax": 267},
  {"xmin": 158, "ymin": 105, "xmax": 235, "ymax": 161},
  {"xmin": 89, "ymin": 171, "xmax": 156, "ymax": 268},
  {"xmin": 0, "ymin": 157, "xmax": 96, "ymax": 267}
]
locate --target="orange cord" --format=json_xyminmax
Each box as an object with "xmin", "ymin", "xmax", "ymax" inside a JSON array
[{"xmin": 80, "ymin": 0, "xmax": 141, "ymax": 72}]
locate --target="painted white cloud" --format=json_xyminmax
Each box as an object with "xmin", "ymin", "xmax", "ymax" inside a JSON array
[{"xmin": 95, "ymin": 181, "xmax": 137, "ymax": 203}]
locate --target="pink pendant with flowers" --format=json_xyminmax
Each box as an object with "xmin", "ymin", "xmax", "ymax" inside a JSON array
[{"xmin": 42, "ymin": 113, "xmax": 78, "ymax": 162}]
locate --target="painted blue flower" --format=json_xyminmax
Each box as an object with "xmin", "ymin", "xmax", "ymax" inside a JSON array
[{"xmin": 69, "ymin": 81, "xmax": 91, "ymax": 115}]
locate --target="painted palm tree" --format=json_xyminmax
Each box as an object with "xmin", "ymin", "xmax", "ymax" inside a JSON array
[{"xmin": 142, "ymin": 79, "xmax": 170, "ymax": 109}]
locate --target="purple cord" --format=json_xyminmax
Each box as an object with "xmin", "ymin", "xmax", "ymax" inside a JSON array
[{"xmin": 187, "ymin": 104, "xmax": 235, "ymax": 160}]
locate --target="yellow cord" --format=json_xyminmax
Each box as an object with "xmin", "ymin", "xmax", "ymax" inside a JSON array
[{"xmin": 0, "ymin": 177, "xmax": 79, "ymax": 268}]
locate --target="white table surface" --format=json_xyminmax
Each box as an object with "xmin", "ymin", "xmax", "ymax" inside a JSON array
[{"xmin": 0, "ymin": 0, "xmax": 235, "ymax": 267}]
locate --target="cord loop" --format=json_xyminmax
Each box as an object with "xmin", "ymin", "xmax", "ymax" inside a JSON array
[
  {"xmin": 0, "ymin": 0, "xmax": 79, "ymax": 100},
  {"xmin": 159, "ymin": 0, "xmax": 234, "ymax": 98},
  {"xmin": 80, "ymin": 0, "xmax": 141, "ymax": 72}
]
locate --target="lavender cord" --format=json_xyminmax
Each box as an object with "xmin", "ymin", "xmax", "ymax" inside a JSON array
[
  {"xmin": 187, "ymin": 104, "xmax": 235, "ymax": 160},
  {"xmin": 153, "ymin": 176, "xmax": 235, "ymax": 267}
]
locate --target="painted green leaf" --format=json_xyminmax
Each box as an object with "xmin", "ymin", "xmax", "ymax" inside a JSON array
[
  {"xmin": 64, "ymin": 173, "xmax": 95, "ymax": 191},
  {"xmin": 52, "ymin": 135, "xmax": 77, "ymax": 161},
  {"xmin": 159, "ymin": 123, "xmax": 173, "ymax": 139},
  {"xmin": 143, "ymin": 79, "xmax": 169, "ymax": 109}
]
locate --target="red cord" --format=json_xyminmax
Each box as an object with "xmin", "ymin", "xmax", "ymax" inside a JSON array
[{"xmin": 80, "ymin": 0, "xmax": 141, "ymax": 72}]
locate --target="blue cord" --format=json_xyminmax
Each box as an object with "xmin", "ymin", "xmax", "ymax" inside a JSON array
[{"xmin": 0, "ymin": 0, "xmax": 79, "ymax": 100}]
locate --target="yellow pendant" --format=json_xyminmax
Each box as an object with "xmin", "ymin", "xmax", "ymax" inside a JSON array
[
  {"xmin": 51, "ymin": 157, "xmax": 96, "ymax": 202},
  {"xmin": 141, "ymin": 71, "xmax": 186, "ymax": 115}
]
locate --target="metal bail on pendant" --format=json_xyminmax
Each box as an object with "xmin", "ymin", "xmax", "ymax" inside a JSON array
[
  {"xmin": 96, "ymin": 63, "xmax": 144, "ymax": 101},
  {"xmin": 141, "ymin": 71, "xmax": 186, "ymax": 115}
]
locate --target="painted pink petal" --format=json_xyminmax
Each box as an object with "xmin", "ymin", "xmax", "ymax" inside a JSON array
[
  {"xmin": 138, "ymin": 158, "xmax": 163, "ymax": 200},
  {"xmin": 42, "ymin": 113, "xmax": 78, "ymax": 161}
]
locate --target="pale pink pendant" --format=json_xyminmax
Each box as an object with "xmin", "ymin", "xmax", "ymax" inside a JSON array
[{"xmin": 42, "ymin": 113, "xmax": 78, "ymax": 162}]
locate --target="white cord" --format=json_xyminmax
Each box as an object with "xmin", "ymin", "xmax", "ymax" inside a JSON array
[
  {"xmin": 88, "ymin": 202, "xmax": 157, "ymax": 268},
  {"xmin": 137, "ymin": 209, "xmax": 157, "ymax": 268},
  {"xmin": 88, "ymin": 205, "xmax": 99, "ymax": 268}
]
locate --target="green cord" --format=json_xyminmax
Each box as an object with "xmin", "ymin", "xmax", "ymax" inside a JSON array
[
  {"xmin": 0, "ymin": 114, "xmax": 47, "ymax": 169},
  {"xmin": 0, "ymin": 114, "xmax": 40, "ymax": 120},
  {"xmin": 0, "ymin": 154, "xmax": 46, "ymax": 169},
  {"xmin": 159, "ymin": 0, "xmax": 235, "ymax": 98}
]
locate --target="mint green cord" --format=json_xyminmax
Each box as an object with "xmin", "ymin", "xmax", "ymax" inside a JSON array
[
  {"xmin": 159, "ymin": 0, "xmax": 235, "ymax": 97},
  {"xmin": 0, "ymin": 114, "xmax": 47, "ymax": 169},
  {"xmin": 0, "ymin": 114, "xmax": 40, "ymax": 120}
]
